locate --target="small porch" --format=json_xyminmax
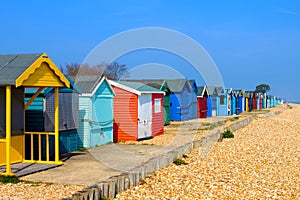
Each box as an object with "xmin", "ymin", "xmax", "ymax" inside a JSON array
[{"xmin": 0, "ymin": 53, "xmax": 70, "ymax": 176}]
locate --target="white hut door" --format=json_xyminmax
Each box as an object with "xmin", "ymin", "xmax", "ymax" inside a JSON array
[{"xmin": 138, "ymin": 94, "xmax": 152, "ymax": 139}]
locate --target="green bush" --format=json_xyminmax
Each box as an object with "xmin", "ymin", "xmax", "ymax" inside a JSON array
[
  {"xmin": 222, "ymin": 130, "xmax": 234, "ymax": 138},
  {"xmin": 0, "ymin": 175, "xmax": 20, "ymax": 184},
  {"xmin": 77, "ymin": 147, "xmax": 88, "ymax": 152},
  {"xmin": 173, "ymin": 158, "xmax": 188, "ymax": 165}
]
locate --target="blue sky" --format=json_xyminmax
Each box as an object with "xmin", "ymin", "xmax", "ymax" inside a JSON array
[{"xmin": 1, "ymin": 1, "xmax": 299, "ymax": 101}]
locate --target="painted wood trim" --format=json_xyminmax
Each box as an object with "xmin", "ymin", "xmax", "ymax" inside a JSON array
[
  {"xmin": 24, "ymin": 87, "xmax": 45, "ymax": 110},
  {"xmin": 6, "ymin": 85, "xmax": 12, "ymax": 175},
  {"xmin": 16, "ymin": 53, "xmax": 70, "ymax": 88},
  {"xmin": 108, "ymin": 80, "xmax": 141, "ymax": 95},
  {"xmin": 54, "ymin": 87, "xmax": 60, "ymax": 162}
]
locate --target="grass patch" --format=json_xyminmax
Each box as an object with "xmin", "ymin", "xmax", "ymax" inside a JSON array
[
  {"xmin": 0, "ymin": 175, "xmax": 20, "ymax": 184},
  {"xmin": 229, "ymin": 116, "xmax": 239, "ymax": 121},
  {"xmin": 77, "ymin": 147, "xmax": 88, "ymax": 152},
  {"xmin": 173, "ymin": 158, "xmax": 188, "ymax": 165},
  {"xmin": 222, "ymin": 130, "xmax": 234, "ymax": 138}
]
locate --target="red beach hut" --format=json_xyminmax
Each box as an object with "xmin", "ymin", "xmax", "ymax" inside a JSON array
[
  {"xmin": 109, "ymin": 80, "xmax": 165, "ymax": 142},
  {"xmin": 197, "ymin": 86, "xmax": 209, "ymax": 118}
]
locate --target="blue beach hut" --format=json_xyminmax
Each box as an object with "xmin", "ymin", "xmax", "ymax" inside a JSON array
[
  {"xmin": 216, "ymin": 87, "xmax": 228, "ymax": 116},
  {"xmin": 166, "ymin": 79, "xmax": 197, "ymax": 121},
  {"xmin": 188, "ymin": 80, "xmax": 198, "ymax": 119},
  {"xmin": 232, "ymin": 89, "xmax": 245, "ymax": 114},
  {"xmin": 72, "ymin": 76, "xmax": 115, "ymax": 148},
  {"xmin": 230, "ymin": 89, "xmax": 237, "ymax": 115}
]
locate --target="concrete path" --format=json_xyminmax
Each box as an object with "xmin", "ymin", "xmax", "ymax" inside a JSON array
[{"xmin": 19, "ymin": 114, "xmax": 248, "ymax": 186}]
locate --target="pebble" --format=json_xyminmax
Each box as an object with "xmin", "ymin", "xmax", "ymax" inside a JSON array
[{"xmin": 116, "ymin": 104, "xmax": 300, "ymax": 199}]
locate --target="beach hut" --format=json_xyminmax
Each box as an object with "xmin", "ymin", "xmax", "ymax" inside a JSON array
[
  {"xmin": 188, "ymin": 80, "xmax": 199, "ymax": 119},
  {"xmin": 71, "ymin": 76, "xmax": 115, "ymax": 148},
  {"xmin": 224, "ymin": 88, "xmax": 232, "ymax": 116},
  {"xmin": 206, "ymin": 86, "xmax": 215, "ymax": 117},
  {"xmin": 197, "ymin": 86, "xmax": 208, "ymax": 118},
  {"xmin": 237, "ymin": 90, "xmax": 245, "ymax": 114},
  {"xmin": 252, "ymin": 92, "xmax": 258, "ymax": 110},
  {"xmin": 230, "ymin": 90, "xmax": 238, "ymax": 115},
  {"xmin": 109, "ymin": 80, "xmax": 165, "ymax": 141},
  {"xmin": 263, "ymin": 93, "xmax": 267, "ymax": 109},
  {"xmin": 165, "ymin": 79, "xmax": 197, "ymax": 121},
  {"xmin": 258, "ymin": 93, "xmax": 263, "ymax": 110},
  {"xmin": 123, "ymin": 80, "xmax": 171, "ymax": 125},
  {"xmin": 25, "ymin": 76, "xmax": 81, "ymax": 155},
  {"xmin": 0, "ymin": 53, "xmax": 70, "ymax": 176},
  {"xmin": 245, "ymin": 91, "xmax": 254, "ymax": 112},
  {"xmin": 216, "ymin": 87, "xmax": 228, "ymax": 116}
]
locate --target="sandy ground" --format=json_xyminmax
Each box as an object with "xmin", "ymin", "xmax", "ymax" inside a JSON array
[{"xmin": 116, "ymin": 104, "xmax": 300, "ymax": 199}]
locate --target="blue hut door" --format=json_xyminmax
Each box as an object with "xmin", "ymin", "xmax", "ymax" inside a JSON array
[{"xmin": 138, "ymin": 94, "xmax": 152, "ymax": 139}]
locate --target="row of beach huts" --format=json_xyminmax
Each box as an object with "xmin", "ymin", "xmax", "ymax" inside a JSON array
[{"xmin": 0, "ymin": 53, "xmax": 283, "ymax": 175}]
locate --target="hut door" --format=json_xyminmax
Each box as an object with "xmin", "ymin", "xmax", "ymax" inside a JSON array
[{"xmin": 138, "ymin": 94, "xmax": 152, "ymax": 139}]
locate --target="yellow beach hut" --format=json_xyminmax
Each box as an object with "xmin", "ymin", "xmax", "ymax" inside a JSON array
[{"xmin": 0, "ymin": 53, "xmax": 70, "ymax": 176}]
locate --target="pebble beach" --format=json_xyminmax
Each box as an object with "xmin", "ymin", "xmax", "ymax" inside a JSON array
[
  {"xmin": 0, "ymin": 104, "xmax": 299, "ymax": 199},
  {"xmin": 116, "ymin": 104, "xmax": 300, "ymax": 199}
]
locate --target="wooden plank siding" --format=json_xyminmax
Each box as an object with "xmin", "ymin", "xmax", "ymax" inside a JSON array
[
  {"xmin": 78, "ymin": 96, "xmax": 91, "ymax": 148},
  {"xmin": 20, "ymin": 62, "xmax": 65, "ymax": 87},
  {"xmin": 151, "ymin": 93, "xmax": 164, "ymax": 137},
  {"xmin": 112, "ymin": 85, "xmax": 138, "ymax": 142}
]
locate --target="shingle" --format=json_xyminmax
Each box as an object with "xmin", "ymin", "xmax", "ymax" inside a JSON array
[
  {"xmin": 117, "ymin": 81, "xmax": 162, "ymax": 93},
  {"xmin": 69, "ymin": 75, "xmax": 102, "ymax": 93},
  {"xmin": 0, "ymin": 53, "xmax": 42, "ymax": 85}
]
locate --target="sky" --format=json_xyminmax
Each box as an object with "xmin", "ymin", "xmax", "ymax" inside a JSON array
[{"xmin": 1, "ymin": 1, "xmax": 299, "ymax": 101}]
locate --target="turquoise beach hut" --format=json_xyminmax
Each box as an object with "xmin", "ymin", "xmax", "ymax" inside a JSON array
[{"xmin": 72, "ymin": 76, "xmax": 115, "ymax": 148}]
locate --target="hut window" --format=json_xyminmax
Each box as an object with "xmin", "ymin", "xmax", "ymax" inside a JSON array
[
  {"xmin": 154, "ymin": 98, "xmax": 161, "ymax": 113},
  {"xmin": 220, "ymin": 95, "xmax": 225, "ymax": 105}
]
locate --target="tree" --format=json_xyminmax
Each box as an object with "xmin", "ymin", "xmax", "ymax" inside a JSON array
[
  {"xmin": 255, "ymin": 84, "xmax": 271, "ymax": 93},
  {"xmin": 65, "ymin": 62, "xmax": 128, "ymax": 79},
  {"xmin": 103, "ymin": 62, "xmax": 128, "ymax": 80}
]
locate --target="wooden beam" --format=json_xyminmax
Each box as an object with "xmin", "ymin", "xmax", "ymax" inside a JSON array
[
  {"xmin": 54, "ymin": 87, "xmax": 59, "ymax": 162},
  {"xmin": 6, "ymin": 85, "xmax": 12, "ymax": 175},
  {"xmin": 24, "ymin": 87, "xmax": 45, "ymax": 110}
]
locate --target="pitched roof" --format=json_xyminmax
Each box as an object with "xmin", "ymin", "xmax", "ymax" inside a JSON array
[
  {"xmin": 109, "ymin": 80, "xmax": 165, "ymax": 95},
  {"xmin": 197, "ymin": 86, "xmax": 208, "ymax": 97},
  {"xmin": 0, "ymin": 53, "xmax": 42, "ymax": 85},
  {"xmin": 165, "ymin": 79, "xmax": 187, "ymax": 93},
  {"xmin": 122, "ymin": 79, "xmax": 168, "ymax": 91},
  {"xmin": 117, "ymin": 81, "xmax": 164, "ymax": 93},
  {"xmin": 206, "ymin": 86, "xmax": 216, "ymax": 95},
  {"xmin": 69, "ymin": 75, "xmax": 101, "ymax": 93},
  {"xmin": 70, "ymin": 75, "xmax": 115, "ymax": 97},
  {"xmin": 0, "ymin": 53, "xmax": 69, "ymax": 87}
]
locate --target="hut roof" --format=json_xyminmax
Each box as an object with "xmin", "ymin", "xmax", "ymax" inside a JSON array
[
  {"xmin": 164, "ymin": 79, "xmax": 187, "ymax": 93},
  {"xmin": 70, "ymin": 75, "xmax": 114, "ymax": 96},
  {"xmin": 109, "ymin": 80, "xmax": 165, "ymax": 95},
  {"xmin": 197, "ymin": 86, "xmax": 208, "ymax": 97},
  {"xmin": 0, "ymin": 53, "xmax": 69, "ymax": 87},
  {"xmin": 206, "ymin": 86, "xmax": 216, "ymax": 95}
]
